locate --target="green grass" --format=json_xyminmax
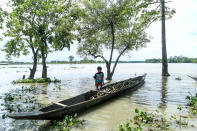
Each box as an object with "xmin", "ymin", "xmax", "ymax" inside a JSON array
[
  {"xmin": 13, "ymin": 78, "xmax": 61, "ymax": 84},
  {"xmin": 8, "ymin": 67, "xmax": 26, "ymax": 68}
]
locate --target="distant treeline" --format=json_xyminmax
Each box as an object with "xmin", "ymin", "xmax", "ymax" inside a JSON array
[
  {"xmin": 1, "ymin": 56, "xmax": 197, "ymax": 64},
  {"xmin": 145, "ymin": 56, "xmax": 197, "ymax": 63},
  {"xmin": 0, "ymin": 60, "xmax": 145, "ymax": 65},
  {"xmin": 0, "ymin": 61, "xmax": 32, "ymax": 64},
  {"xmin": 49, "ymin": 60, "xmax": 104, "ymax": 64}
]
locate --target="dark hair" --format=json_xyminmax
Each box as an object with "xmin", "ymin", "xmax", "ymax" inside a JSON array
[{"xmin": 97, "ymin": 66, "xmax": 102, "ymax": 70}]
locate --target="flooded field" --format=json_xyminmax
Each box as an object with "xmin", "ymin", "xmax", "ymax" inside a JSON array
[{"xmin": 0, "ymin": 63, "xmax": 197, "ymax": 131}]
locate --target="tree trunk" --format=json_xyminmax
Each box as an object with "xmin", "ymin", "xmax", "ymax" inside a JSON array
[
  {"xmin": 105, "ymin": 22, "xmax": 115, "ymax": 80},
  {"xmin": 29, "ymin": 35, "xmax": 38, "ymax": 79},
  {"xmin": 29, "ymin": 50, "xmax": 38, "ymax": 79},
  {"xmin": 109, "ymin": 22, "xmax": 115, "ymax": 66},
  {"xmin": 41, "ymin": 54, "xmax": 47, "ymax": 78},
  {"xmin": 106, "ymin": 64, "xmax": 112, "ymax": 80},
  {"xmin": 161, "ymin": 0, "xmax": 170, "ymax": 76}
]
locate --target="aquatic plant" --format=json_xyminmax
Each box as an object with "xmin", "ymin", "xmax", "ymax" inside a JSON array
[
  {"xmin": 119, "ymin": 108, "xmax": 170, "ymax": 131},
  {"xmin": 4, "ymin": 103, "xmax": 15, "ymax": 113},
  {"xmin": 170, "ymin": 105, "xmax": 189, "ymax": 127},
  {"xmin": 21, "ymin": 86, "xmax": 37, "ymax": 92},
  {"xmin": 4, "ymin": 93, "xmax": 14, "ymax": 102},
  {"xmin": 53, "ymin": 85, "xmax": 61, "ymax": 91},
  {"xmin": 2, "ymin": 91, "xmax": 43, "ymax": 116},
  {"xmin": 13, "ymin": 77, "xmax": 61, "ymax": 84},
  {"xmin": 120, "ymin": 103, "xmax": 197, "ymax": 131},
  {"xmin": 51, "ymin": 115, "xmax": 85, "ymax": 131},
  {"xmin": 186, "ymin": 94, "xmax": 197, "ymax": 115},
  {"xmin": 2, "ymin": 114, "xmax": 6, "ymax": 119},
  {"xmin": 175, "ymin": 77, "xmax": 182, "ymax": 80},
  {"xmin": 186, "ymin": 94, "xmax": 197, "ymax": 107}
]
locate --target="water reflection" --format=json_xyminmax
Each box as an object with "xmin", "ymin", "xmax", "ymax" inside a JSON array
[
  {"xmin": 159, "ymin": 76, "xmax": 168, "ymax": 114},
  {"xmin": 1, "ymin": 64, "xmax": 197, "ymax": 130}
]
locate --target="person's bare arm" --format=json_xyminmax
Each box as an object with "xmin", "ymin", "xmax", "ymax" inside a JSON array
[{"xmin": 94, "ymin": 74, "xmax": 96, "ymax": 85}]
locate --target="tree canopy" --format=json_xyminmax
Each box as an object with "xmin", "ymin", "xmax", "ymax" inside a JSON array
[
  {"xmin": 0, "ymin": 6, "xmax": 5, "ymax": 40},
  {"xmin": 3, "ymin": 0, "xmax": 80, "ymax": 78},
  {"xmin": 78, "ymin": 0, "xmax": 175, "ymax": 80},
  {"xmin": 0, "ymin": 7, "xmax": 3, "ymax": 27}
]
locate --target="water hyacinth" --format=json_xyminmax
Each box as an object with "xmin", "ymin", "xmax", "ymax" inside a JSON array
[{"xmin": 51, "ymin": 115, "xmax": 85, "ymax": 131}]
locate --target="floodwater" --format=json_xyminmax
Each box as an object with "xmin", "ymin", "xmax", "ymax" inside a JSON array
[{"xmin": 0, "ymin": 63, "xmax": 197, "ymax": 131}]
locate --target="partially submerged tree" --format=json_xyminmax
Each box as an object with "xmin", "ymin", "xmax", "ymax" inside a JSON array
[
  {"xmin": 3, "ymin": 0, "xmax": 80, "ymax": 78},
  {"xmin": 3, "ymin": 0, "xmax": 39, "ymax": 79},
  {"xmin": 78, "ymin": 0, "xmax": 175, "ymax": 80},
  {"xmin": 161, "ymin": 0, "xmax": 170, "ymax": 76},
  {"xmin": 31, "ymin": 0, "xmax": 79, "ymax": 78}
]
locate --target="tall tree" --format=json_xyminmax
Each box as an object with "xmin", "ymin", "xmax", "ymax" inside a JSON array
[
  {"xmin": 3, "ymin": 0, "xmax": 79, "ymax": 78},
  {"xmin": 78, "ymin": 0, "xmax": 175, "ymax": 80},
  {"xmin": 161, "ymin": 0, "xmax": 170, "ymax": 76},
  {"xmin": 3, "ymin": 0, "xmax": 39, "ymax": 79},
  {"xmin": 32, "ymin": 0, "xmax": 79, "ymax": 78}
]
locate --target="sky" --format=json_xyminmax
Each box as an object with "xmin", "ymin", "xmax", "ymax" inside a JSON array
[{"xmin": 0, "ymin": 0, "xmax": 197, "ymax": 62}]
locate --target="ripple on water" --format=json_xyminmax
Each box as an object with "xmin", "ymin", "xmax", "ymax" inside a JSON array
[{"xmin": 0, "ymin": 63, "xmax": 197, "ymax": 130}]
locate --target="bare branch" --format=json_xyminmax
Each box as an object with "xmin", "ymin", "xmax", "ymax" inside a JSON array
[{"xmin": 111, "ymin": 45, "xmax": 129, "ymax": 75}]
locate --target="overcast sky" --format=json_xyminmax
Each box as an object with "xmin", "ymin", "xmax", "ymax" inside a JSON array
[{"xmin": 0, "ymin": 0, "xmax": 197, "ymax": 62}]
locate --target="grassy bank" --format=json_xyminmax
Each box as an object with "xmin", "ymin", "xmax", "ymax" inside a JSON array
[{"xmin": 13, "ymin": 78, "xmax": 61, "ymax": 84}]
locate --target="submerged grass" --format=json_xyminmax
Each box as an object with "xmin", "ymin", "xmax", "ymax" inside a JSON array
[{"xmin": 13, "ymin": 77, "xmax": 61, "ymax": 84}]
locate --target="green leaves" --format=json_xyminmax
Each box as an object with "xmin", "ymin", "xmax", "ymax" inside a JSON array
[
  {"xmin": 0, "ymin": 7, "xmax": 7, "ymax": 40},
  {"xmin": 0, "ymin": 7, "xmax": 3, "ymax": 29},
  {"xmin": 3, "ymin": 0, "xmax": 79, "ymax": 58},
  {"xmin": 78, "ymin": 0, "xmax": 175, "ymax": 57},
  {"xmin": 77, "ymin": 0, "xmax": 175, "ymax": 80},
  {"xmin": 120, "ymin": 108, "xmax": 172, "ymax": 131},
  {"xmin": 51, "ymin": 115, "xmax": 85, "ymax": 130}
]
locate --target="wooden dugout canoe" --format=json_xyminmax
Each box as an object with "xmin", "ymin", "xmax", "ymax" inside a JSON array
[{"xmin": 8, "ymin": 74, "xmax": 146, "ymax": 120}]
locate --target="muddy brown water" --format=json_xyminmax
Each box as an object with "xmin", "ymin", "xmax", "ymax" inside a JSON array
[{"xmin": 0, "ymin": 63, "xmax": 197, "ymax": 131}]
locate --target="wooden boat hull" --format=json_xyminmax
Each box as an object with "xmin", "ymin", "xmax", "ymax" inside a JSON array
[{"xmin": 8, "ymin": 74, "xmax": 146, "ymax": 120}]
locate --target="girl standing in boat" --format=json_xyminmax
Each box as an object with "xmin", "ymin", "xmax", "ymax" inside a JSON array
[{"xmin": 94, "ymin": 66, "xmax": 104, "ymax": 90}]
